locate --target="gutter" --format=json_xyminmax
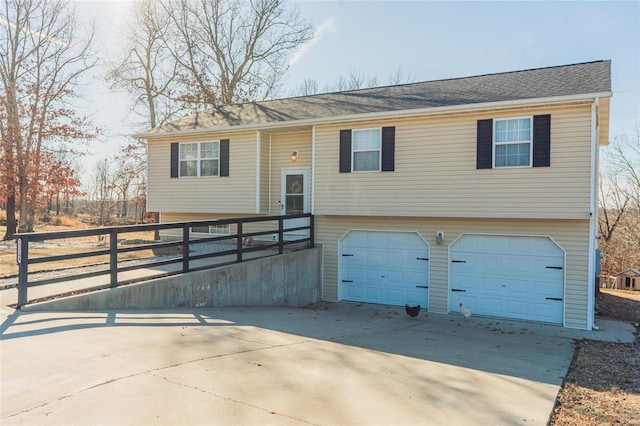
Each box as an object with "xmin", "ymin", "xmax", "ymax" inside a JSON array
[
  {"xmin": 587, "ymin": 97, "xmax": 600, "ymax": 330},
  {"xmin": 135, "ymin": 92, "xmax": 612, "ymax": 139}
]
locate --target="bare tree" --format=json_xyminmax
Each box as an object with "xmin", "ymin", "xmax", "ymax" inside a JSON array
[
  {"xmin": 0, "ymin": 0, "xmax": 98, "ymax": 238},
  {"xmin": 163, "ymin": 0, "xmax": 313, "ymax": 106},
  {"xmin": 108, "ymin": 0, "xmax": 180, "ymax": 130},
  {"xmin": 88, "ymin": 159, "xmax": 115, "ymax": 227},
  {"xmin": 388, "ymin": 66, "xmax": 416, "ymax": 85},
  {"xmin": 598, "ymin": 127, "xmax": 640, "ymax": 276},
  {"xmin": 288, "ymin": 78, "xmax": 319, "ymax": 97},
  {"xmin": 332, "ymin": 71, "xmax": 378, "ymax": 92}
]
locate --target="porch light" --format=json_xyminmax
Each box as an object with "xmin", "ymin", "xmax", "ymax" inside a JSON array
[{"xmin": 291, "ymin": 150, "xmax": 299, "ymax": 161}]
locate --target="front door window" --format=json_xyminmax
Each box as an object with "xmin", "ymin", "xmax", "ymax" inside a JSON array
[{"xmin": 285, "ymin": 174, "xmax": 304, "ymax": 214}]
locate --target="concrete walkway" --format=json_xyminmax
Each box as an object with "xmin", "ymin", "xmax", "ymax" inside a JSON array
[{"xmin": 0, "ymin": 303, "xmax": 635, "ymax": 426}]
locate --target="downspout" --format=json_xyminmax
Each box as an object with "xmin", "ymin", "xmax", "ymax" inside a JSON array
[
  {"xmin": 256, "ymin": 132, "xmax": 261, "ymax": 214},
  {"xmin": 311, "ymin": 126, "xmax": 316, "ymax": 215},
  {"xmin": 268, "ymin": 135, "xmax": 272, "ymax": 214},
  {"xmin": 588, "ymin": 97, "xmax": 599, "ymax": 330}
]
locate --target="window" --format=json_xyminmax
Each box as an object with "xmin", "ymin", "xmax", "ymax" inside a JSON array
[
  {"xmin": 352, "ymin": 128, "xmax": 382, "ymax": 172},
  {"xmin": 191, "ymin": 224, "xmax": 230, "ymax": 235},
  {"xmin": 477, "ymin": 115, "xmax": 550, "ymax": 169},
  {"xmin": 339, "ymin": 127, "xmax": 395, "ymax": 173},
  {"xmin": 493, "ymin": 118, "xmax": 532, "ymax": 167},
  {"xmin": 179, "ymin": 141, "xmax": 219, "ymax": 177}
]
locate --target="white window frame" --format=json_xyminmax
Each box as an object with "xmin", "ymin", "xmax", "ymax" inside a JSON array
[
  {"xmin": 351, "ymin": 128, "xmax": 382, "ymax": 172},
  {"xmin": 179, "ymin": 141, "xmax": 220, "ymax": 177},
  {"xmin": 191, "ymin": 224, "xmax": 230, "ymax": 235},
  {"xmin": 492, "ymin": 117, "xmax": 533, "ymax": 168}
]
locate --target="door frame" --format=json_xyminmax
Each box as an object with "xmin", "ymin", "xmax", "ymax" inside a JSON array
[{"xmin": 280, "ymin": 167, "xmax": 310, "ymax": 237}]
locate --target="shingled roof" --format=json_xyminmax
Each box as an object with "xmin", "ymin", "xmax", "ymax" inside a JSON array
[{"xmin": 144, "ymin": 60, "xmax": 611, "ymax": 135}]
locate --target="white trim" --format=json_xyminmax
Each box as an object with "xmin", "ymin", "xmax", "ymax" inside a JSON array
[
  {"xmin": 311, "ymin": 126, "xmax": 316, "ymax": 215},
  {"xmin": 136, "ymin": 92, "xmax": 611, "ymax": 139},
  {"xmin": 256, "ymin": 132, "xmax": 261, "ymax": 214},
  {"xmin": 447, "ymin": 232, "xmax": 566, "ymax": 325},
  {"xmin": 281, "ymin": 167, "xmax": 310, "ymax": 238},
  {"xmin": 177, "ymin": 140, "xmax": 220, "ymax": 177},
  {"xmin": 587, "ymin": 98, "xmax": 599, "ymax": 330},
  {"xmin": 268, "ymin": 135, "xmax": 272, "ymax": 214},
  {"xmin": 492, "ymin": 116, "xmax": 533, "ymax": 168},
  {"xmin": 351, "ymin": 128, "xmax": 382, "ymax": 172}
]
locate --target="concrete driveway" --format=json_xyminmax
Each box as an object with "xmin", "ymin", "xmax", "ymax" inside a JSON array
[{"xmin": 0, "ymin": 303, "xmax": 634, "ymax": 425}]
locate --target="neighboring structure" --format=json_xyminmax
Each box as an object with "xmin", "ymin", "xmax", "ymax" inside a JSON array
[
  {"xmin": 616, "ymin": 268, "xmax": 640, "ymax": 291},
  {"xmin": 138, "ymin": 60, "xmax": 612, "ymax": 330}
]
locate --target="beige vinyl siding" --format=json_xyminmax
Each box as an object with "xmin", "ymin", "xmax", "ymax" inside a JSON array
[
  {"xmin": 267, "ymin": 131, "xmax": 313, "ymax": 214},
  {"xmin": 259, "ymin": 133, "xmax": 270, "ymax": 213},
  {"xmin": 314, "ymin": 104, "xmax": 593, "ymax": 219},
  {"xmin": 147, "ymin": 132, "xmax": 257, "ymax": 213},
  {"xmin": 315, "ymin": 215, "xmax": 590, "ymax": 329}
]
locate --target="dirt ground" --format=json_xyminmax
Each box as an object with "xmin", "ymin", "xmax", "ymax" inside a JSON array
[{"xmin": 550, "ymin": 289, "xmax": 640, "ymax": 425}]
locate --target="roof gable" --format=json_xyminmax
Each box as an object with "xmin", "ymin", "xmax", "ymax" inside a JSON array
[{"xmin": 145, "ymin": 60, "xmax": 611, "ymax": 135}]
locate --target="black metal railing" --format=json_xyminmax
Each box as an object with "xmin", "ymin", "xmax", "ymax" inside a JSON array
[{"xmin": 14, "ymin": 213, "xmax": 314, "ymax": 308}]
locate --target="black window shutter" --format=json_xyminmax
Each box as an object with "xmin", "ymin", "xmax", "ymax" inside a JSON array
[
  {"xmin": 339, "ymin": 130, "xmax": 352, "ymax": 173},
  {"xmin": 220, "ymin": 139, "xmax": 230, "ymax": 176},
  {"xmin": 533, "ymin": 115, "xmax": 551, "ymax": 167},
  {"xmin": 477, "ymin": 119, "xmax": 493, "ymax": 169},
  {"xmin": 381, "ymin": 126, "xmax": 395, "ymax": 172},
  {"xmin": 170, "ymin": 143, "xmax": 179, "ymax": 178}
]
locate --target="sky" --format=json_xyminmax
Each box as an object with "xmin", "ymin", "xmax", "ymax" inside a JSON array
[{"xmin": 74, "ymin": 0, "xmax": 640, "ymax": 181}]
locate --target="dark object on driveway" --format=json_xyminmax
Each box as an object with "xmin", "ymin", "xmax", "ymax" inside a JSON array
[{"xmin": 405, "ymin": 304, "xmax": 421, "ymax": 318}]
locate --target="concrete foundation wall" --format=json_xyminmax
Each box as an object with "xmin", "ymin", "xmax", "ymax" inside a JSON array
[{"xmin": 23, "ymin": 248, "xmax": 322, "ymax": 312}]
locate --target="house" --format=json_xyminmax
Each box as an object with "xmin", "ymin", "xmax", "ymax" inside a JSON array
[
  {"xmin": 616, "ymin": 268, "xmax": 640, "ymax": 291},
  {"xmin": 138, "ymin": 60, "xmax": 612, "ymax": 330}
]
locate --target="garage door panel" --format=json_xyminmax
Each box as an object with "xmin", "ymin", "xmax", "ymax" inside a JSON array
[
  {"xmin": 451, "ymin": 235, "xmax": 564, "ymax": 324},
  {"xmin": 341, "ymin": 231, "xmax": 429, "ymax": 307},
  {"xmin": 506, "ymin": 278, "xmax": 528, "ymax": 295},
  {"xmin": 480, "ymin": 297, "xmax": 503, "ymax": 315}
]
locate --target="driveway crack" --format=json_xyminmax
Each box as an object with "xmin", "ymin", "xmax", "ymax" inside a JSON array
[
  {"xmin": 148, "ymin": 372, "xmax": 319, "ymax": 425},
  {"xmin": 1, "ymin": 341, "xmax": 310, "ymax": 420}
]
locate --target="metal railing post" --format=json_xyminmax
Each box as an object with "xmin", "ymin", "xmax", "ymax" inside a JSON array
[
  {"xmin": 278, "ymin": 217, "xmax": 284, "ymax": 255},
  {"xmin": 17, "ymin": 236, "xmax": 29, "ymax": 308},
  {"xmin": 236, "ymin": 221, "xmax": 243, "ymax": 262},
  {"xmin": 182, "ymin": 224, "xmax": 190, "ymax": 273},
  {"xmin": 109, "ymin": 229, "xmax": 118, "ymax": 287}
]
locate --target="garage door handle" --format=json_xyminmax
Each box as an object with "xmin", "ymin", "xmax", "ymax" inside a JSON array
[
  {"xmin": 451, "ymin": 289, "xmax": 466, "ymax": 292},
  {"xmin": 342, "ymin": 280, "xmax": 353, "ymax": 283},
  {"xmin": 416, "ymin": 257, "xmax": 429, "ymax": 261},
  {"xmin": 342, "ymin": 254, "xmax": 354, "ymax": 257},
  {"xmin": 546, "ymin": 266, "xmax": 563, "ymax": 270},
  {"xmin": 451, "ymin": 260, "xmax": 466, "ymax": 263},
  {"xmin": 546, "ymin": 297, "xmax": 563, "ymax": 301},
  {"xmin": 416, "ymin": 285, "xmax": 429, "ymax": 289}
]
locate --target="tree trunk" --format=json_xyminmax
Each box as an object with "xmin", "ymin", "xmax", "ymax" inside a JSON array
[{"xmin": 3, "ymin": 192, "xmax": 17, "ymax": 240}]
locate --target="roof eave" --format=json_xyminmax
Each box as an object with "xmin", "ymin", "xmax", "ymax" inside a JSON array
[{"xmin": 135, "ymin": 91, "xmax": 612, "ymax": 139}]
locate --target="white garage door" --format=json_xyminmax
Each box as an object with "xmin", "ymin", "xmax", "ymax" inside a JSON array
[
  {"xmin": 339, "ymin": 231, "xmax": 429, "ymax": 307},
  {"xmin": 450, "ymin": 234, "xmax": 564, "ymax": 324}
]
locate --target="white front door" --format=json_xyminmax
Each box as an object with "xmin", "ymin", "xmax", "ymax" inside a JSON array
[{"xmin": 280, "ymin": 168, "xmax": 309, "ymax": 238}]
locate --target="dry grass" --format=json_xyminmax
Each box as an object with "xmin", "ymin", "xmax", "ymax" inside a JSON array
[
  {"xmin": 0, "ymin": 223, "xmax": 159, "ymax": 278},
  {"xmin": 550, "ymin": 289, "xmax": 640, "ymax": 425}
]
